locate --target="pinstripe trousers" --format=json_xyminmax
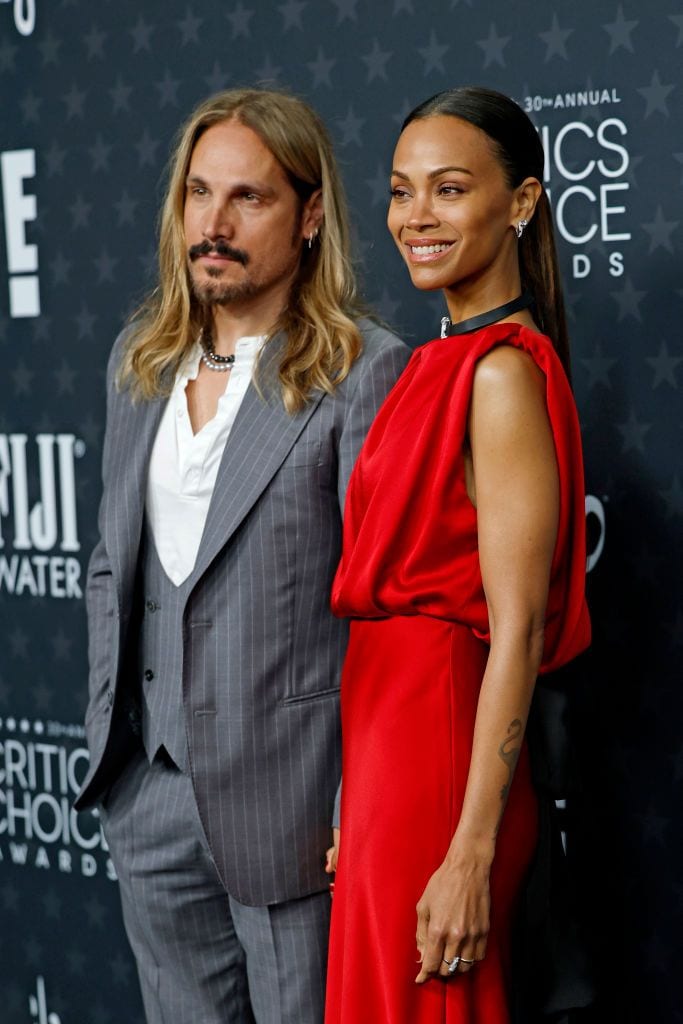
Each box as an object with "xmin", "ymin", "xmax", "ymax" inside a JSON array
[{"xmin": 100, "ymin": 747, "xmax": 331, "ymax": 1024}]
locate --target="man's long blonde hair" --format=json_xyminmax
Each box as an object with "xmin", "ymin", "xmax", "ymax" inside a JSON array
[{"xmin": 119, "ymin": 89, "xmax": 364, "ymax": 412}]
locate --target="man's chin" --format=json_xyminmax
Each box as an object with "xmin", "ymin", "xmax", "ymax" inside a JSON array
[{"xmin": 191, "ymin": 278, "xmax": 257, "ymax": 307}]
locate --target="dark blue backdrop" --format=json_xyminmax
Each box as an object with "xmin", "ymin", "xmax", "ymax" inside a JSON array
[{"xmin": 1, "ymin": 2, "xmax": 681, "ymax": 1021}]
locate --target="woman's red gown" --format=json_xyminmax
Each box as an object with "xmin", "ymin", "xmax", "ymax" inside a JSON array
[{"xmin": 325, "ymin": 324, "xmax": 591, "ymax": 1023}]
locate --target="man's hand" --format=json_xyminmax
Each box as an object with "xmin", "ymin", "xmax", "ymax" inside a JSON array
[{"xmin": 325, "ymin": 827, "xmax": 340, "ymax": 874}]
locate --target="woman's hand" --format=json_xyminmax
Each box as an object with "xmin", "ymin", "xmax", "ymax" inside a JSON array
[{"xmin": 415, "ymin": 844, "xmax": 491, "ymax": 983}]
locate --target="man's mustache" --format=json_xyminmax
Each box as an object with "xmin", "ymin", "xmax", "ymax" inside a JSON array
[{"xmin": 188, "ymin": 239, "xmax": 249, "ymax": 266}]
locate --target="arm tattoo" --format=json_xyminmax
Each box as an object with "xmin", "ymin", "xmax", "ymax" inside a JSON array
[{"xmin": 495, "ymin": 718, "xmax": 523, "ymax": 836}]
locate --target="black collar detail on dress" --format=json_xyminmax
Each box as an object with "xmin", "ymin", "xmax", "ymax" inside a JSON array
[{"xmin": 440, "ymin": 291, "xmax": 535, "ymax": 338}]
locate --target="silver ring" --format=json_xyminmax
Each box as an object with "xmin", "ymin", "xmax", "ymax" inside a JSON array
[{"xmin": 443, "ymin": 955, "xmax": 460, "ymax": 974}]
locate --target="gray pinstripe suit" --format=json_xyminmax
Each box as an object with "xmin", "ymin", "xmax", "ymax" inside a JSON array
[{"xmin": 76, "ymin": 320, "xmax": 409, "ymax": 1022}]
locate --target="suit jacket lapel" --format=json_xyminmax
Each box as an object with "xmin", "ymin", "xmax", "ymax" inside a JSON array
[
  {"xmin": 104, "ymin": 391, "xmax": 166, "ymax": 609},
  {"xmin": 190, "ymin": 342, "xmax": 324, "ymax": 584}
]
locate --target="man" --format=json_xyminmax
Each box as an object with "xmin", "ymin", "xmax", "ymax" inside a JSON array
[{"xmin": 75, "ymin": 89, "xmax": 408, "ymax": 1023}]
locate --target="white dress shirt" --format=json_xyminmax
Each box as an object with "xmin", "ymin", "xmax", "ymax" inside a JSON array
[{"xmin": 146, "ymin": 335, "xmax": 265, "ymax": 586}]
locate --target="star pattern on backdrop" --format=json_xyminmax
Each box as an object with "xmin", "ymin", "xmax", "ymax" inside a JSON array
[
  {"xmin": 110, "ymin": 76, "xmax": 133, "ymax": 113},
  {"xmin": 539, "ymin": 13, "xmax": 573, "ymax": 62},
  {"xmin": 332, "ymin": 0, "xmax": 359, "ymax": 24},
  {"xmin": 33, "ymin": 315, "xmax": 51, "ymax": 341},
  {"xmin": 580, "ymin": 343, "xmax": 618, "ymax": 389},
  {"xmin": 83, "ymin": 24, "xmax": 106, "ymax": 60},
  {"xmin": 49, "ymin": 251, "xmax": 73, "ymax": 285},
  {"xmin": 54, "ymin": 359, "xmax": 77, "ymax": 395},
  {"xmin": 361, "ymin": 40, "xmax": 392, "ymax": 83},
  {"xmin": 20, "ymin": 89, "xmax": 42, "ymax": 124},
  {"xmin": 603, "ymin": 6, "xmax": 638, "ymax": 54},
  {"xmin": 177, "ymin": 7, "xmax": 203, "ymax": 45},
  {"xmin": 637, "ymin": 70, "xmax": 675, "ymax": 117},
  {"xmin": 337, "ymin": 106, "xmax": 365, "ymax": 147},
  {"xmin": 0, "ymin": 38, "xmax": 18, "ymax": 72},
  {"xmin": 226, "ymin": 2, "xmax": 254, "ymax": 38},
  {"xmin": 417, "ymin": 30, "xmax": 449, "ymax": 74},
  {"xmin": 113, "ymin": 191, "xmax": 138, "ymax": 227},
  {"xmin": 641, "ymin": 206, "xmax": 679, "ymax": 253},
  {"xmin": 37, "ymin": 29, "xmax": 61, "ymax": 65},
  {"xmin": 10, "ymin": 362, "xmax": 35, "ymax": 397},
  {"xmin": 69, "ymin": 194, "xmax": 92, "ymax": 228},
  {"xmin": 75, "ymin": 304, "xmax": 97, "ymax": 339},
  {"xmin": 645, "ymin": 341, "xmax": 682, "ymax": 388},
  {"xmin": 307, "ymin": 48, "xmax": 336, "ymax": 88},
  {"xmin": 616, "ymin": 408, "xmax": 651, "ymax": 453},
  {"xmin": 204, "ymin": 61, "xmax": 230, "ymax": 93},
  {"xmin": 279, "ymin": 0, "xmax": 307, "ymax": 32},
  {"xmin": 45, "ymin": 140, "xmax": 67, "ymax": 176},
  {"xmin": 255, "ymin": 54, "xmax": 282, "ymax": 84},
  {"xmin": 135, "ymin": 129, "xmax": 160, "ymax": 167},
  {"xmin": 62, "ymin": 82, "xmax": 86, "ymax": 119},
  {"xmin": 88, "ymin": 134, "xmax": 113, "ymax": 172},
  {"xmin": 155, "ymin": 69, "xmax": 182, "ymax": 108},
  {"xmin": 477, "ymin": 23, "xmax": 510, "ymax": 68},
  {"xmin": 610, "ymin": 276, "xmax": 646, "ymax": 321},
  {"xmin": 129, "ymin": 15, "xmax": 154, "ymax": 53}
]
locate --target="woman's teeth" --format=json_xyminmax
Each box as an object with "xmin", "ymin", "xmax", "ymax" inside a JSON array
[{"xmin": 409, "ymin": 243, "xmax": 451, "ymax": 254}]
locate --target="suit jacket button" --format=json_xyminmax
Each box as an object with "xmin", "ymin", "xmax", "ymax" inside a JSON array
[
  {"xmin": 144, "ymin": 669, "xmax": 154, "ymax": 681},
  {"xmin": 106, "ymin": 687, "xmax": 114, "ymax": 706},
  {"xmin": 146, "ymin": 599, "xmax": 158, "ymax": 612}
]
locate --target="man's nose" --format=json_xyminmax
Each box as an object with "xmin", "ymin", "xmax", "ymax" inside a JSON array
[{"xmin": 202, "ymin": 203, "xmax": 234, "ymax": 241}]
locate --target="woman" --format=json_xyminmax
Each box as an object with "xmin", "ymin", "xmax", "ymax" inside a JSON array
[{"xmin": 325, "ymin": 87, "xmax": 591, "ymax": 1023}]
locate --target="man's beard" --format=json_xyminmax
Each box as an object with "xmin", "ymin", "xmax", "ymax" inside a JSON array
[{"xmin": 190, "ymin": 269, "xmax": 259, "ymax": 307}]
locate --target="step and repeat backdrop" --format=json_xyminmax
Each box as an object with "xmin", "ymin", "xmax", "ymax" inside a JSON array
[{"xmin": 0, "ymin": 1, "xmax": 680, "ymax": 1021}]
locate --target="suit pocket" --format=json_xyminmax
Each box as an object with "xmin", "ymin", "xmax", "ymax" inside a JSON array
[
  {"xmin": 278, "ymin": 438, "xmax": 322, "ymax": 470},
  {"xmin": 279, "ymin": 686, "xmax": 340, "ymax": 707}
]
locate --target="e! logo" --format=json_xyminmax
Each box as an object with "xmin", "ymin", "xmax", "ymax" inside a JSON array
[{"xmin": 1, "ymin": 149, "xmax": 40, "ymax": 317}]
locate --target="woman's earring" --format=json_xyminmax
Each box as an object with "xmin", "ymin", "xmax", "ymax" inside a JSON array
[
  {"xmin": 308, "ymin": 229, "xmax": 318, "ymax": 250},
  {"xmin": 516, "ymin": 219, "xmax": 528, "ymax": 239}
]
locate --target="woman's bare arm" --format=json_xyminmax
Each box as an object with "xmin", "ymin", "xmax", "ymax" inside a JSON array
[{"xmin": 416, "ymin": 343, "xmax": 559, "ymax": 982}]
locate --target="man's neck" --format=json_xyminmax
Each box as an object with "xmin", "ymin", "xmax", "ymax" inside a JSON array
[
  {"xmin": 208, "ymin": 307, "xmax": 269, "ymax": 356},
  {"xmin": 209, "ymin": 278, "xmax": 296, "ymax": 356}
]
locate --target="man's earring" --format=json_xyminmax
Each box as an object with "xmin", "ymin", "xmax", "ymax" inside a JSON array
[{"xmin": 516, "ymin": 219, "xmax": 528, "ymax": 239}]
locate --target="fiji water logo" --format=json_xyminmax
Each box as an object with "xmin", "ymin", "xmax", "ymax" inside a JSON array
[
  {"xmin": 29, "ymin": 976, "xmax": 61, "ymax": 1024},
  {"xmin": 0, "ymin": 433, "xmax": 83, "ymax": 598},
  {"xmin": 0, "ymin": 0, "xmax": 35, "ymax": 36}
]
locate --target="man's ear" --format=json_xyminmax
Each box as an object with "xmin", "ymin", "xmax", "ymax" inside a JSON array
[{"xmin": 301, "ymin": 188, "xmax": 323, "ymax": 240}]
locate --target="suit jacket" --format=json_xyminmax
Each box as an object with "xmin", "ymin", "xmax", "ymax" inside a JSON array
[{"xmin": 75, "ymin": 319, "xmax": 409, "ymax": 906}]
